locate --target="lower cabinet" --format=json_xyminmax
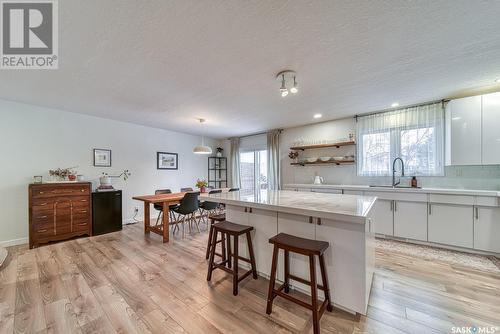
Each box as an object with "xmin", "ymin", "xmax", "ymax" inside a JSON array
[
  {"xmin": 428, "ymin": 203, "xmax": 473, "ymax": 248},
  {"xmin": 474, "ymin": 206, "xmax": 500, "ymax": 253},
  {"xmin": 369, "ymin": 199, "xmax": 393, "ymax": 236},
  {"xmin": 393, "ymin": 201, "xmax": 428, "ymax": 241}
]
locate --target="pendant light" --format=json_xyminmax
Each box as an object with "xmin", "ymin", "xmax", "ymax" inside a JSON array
[
  {"xmin": 193, "ymin": 119, "xmax": 212, "ymax": 155},
  {"xmin": 276, "ymin": 70, "xmax": 297, "ymax": 97}
]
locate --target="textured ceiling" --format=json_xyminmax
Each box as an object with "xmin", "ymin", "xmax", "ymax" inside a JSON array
[{"xmin": 2, "ymin": 0, "xmax": 500, "ymax": 138}]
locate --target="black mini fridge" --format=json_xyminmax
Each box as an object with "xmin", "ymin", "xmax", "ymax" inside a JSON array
[{"xmin": 92, "ymin": 190, "xmax": 122, "ymax": 235}]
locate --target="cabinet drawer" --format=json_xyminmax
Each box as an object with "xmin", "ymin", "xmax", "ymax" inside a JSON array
[
  {"xmin": 32, "ymin": 185, "xmax": 90, "ymax": 198},
  {"xmin": 32, "ymin": 198, "xmax": 54, "ymax": 207},
  {"xmin": 73, "ymin": 220, "xmax": 90, "ymax": 232},
  {"xmin": 475, "ymin": 196, "xmax": 498, "ymax": 207},
  {"xmin": 72, "ymin": 197, "xmax": 90, "ymax": 207},
  {"xmin": 33, "ymin": 223, "xmax": 55, "ymax": 237},
  {"xmin": 429, "ymin": 194, "xmax": 474, "ymax": 205},
  {"xmin": 32, "ymin": 213, "xmax": 52, "ymax": 225}
]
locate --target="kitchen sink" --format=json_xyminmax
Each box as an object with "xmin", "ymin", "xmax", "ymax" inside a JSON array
[{"xmin": 369, "ymin": 185, "xmax": 422, "ymax": 189}]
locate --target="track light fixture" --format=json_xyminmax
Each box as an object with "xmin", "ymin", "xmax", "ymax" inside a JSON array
[{"xmin": 276, "ymin": 70, "xmax": 297, "ymax": 97}]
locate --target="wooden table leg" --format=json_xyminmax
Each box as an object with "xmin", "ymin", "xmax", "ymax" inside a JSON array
[
  {"xmin": 144, "ymin": 202, "xmax": 150, "ymax": 234},
  {"xmin": 162, "ymin": 202, "xmax": 170, "ymax": 243}
]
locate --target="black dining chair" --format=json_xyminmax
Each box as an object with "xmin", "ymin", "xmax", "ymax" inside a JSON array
[
  {"xmin": 228, "ymin": 188, "xmax": 239, "ymax": 192},
  {"xmin": 172, "ymin": 192, "xmax": 200, "ymax": 237},
  {"xmin": 154, "ymin": 189, "xmax": 179, "ymax": 226},
  {"xmin": 180, "ymin": 187, "xmax": 194, "ymax": 192},
  {"xmin": 200, "ymin": 189, "xmax": 222, "ymax": 223}
]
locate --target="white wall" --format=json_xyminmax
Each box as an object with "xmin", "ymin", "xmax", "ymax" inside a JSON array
[
  {"xmin": 0, "ymin": 99, "xmax": 218, "ymax": 246},
  {"xmin": 280, "ymin": 118, "xmax": 500, "ymax": 190}
]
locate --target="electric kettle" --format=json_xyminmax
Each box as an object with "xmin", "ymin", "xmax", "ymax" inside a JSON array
[{"xmin": 313, "ymin": 176, "xmax": 324, "ymax": 185}]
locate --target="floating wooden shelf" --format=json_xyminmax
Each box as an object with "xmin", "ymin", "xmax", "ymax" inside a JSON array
[
  {"xmin": 290, "ymin": 141, "xmax": 356, "ymax": 151},
  {"xmin": 290, "ymin": 160, "xmax": 355, "ymax": 166}
]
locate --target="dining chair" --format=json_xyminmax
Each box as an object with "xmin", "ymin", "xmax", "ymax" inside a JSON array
[
  {"xmin": 172, "ymin": 192, "xmax": 200, "ymax": 237},
  {"xmin": 200, "ymin": 189, "xmax": 222, "ymax": 224},
  {"xmin": 154, "ymin": 189, "xmax": 179, "ymax": 227},
  {"xmin": 181, "ymin": 187, "xmax": 194, "ymax": 192}
]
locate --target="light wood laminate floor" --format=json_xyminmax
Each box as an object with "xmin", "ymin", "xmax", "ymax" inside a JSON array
[{"xmin": 1, "ymin": 223, "xmax": 499, "ymax": 334}]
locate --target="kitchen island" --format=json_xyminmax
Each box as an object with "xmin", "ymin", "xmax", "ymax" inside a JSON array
[{"xmin": 207, "ymin": 190, "xmax": 377, "ymax": 315}]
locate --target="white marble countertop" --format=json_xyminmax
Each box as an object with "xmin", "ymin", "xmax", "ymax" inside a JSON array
[
  {"xmin": 284, "ymin": 184, "xmax": 500, "ymax": 197},
  {"xmin": 207, "ymin": 190, "xmax": 376, "ymax": 223}
]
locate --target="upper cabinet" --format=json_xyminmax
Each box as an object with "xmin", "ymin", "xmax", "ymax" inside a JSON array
[
  {"xmin": 445, "ymin": 95, "xmax": 482, "ymax": 165},
  {"xmin": 445, "ymin": 92, "xmax": 500, "ymax": 166},
  {"xmin": 481, "ymin": 92, "xmax": 500, "ymax": 165}
]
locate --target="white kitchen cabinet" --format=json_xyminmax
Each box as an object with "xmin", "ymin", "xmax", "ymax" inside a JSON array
[
  {"xmin": 445, "ymin": 95, "xmax": 482, "ymax": 166},
  {"xmin": 393, "ymin": 201, "xmax": 428, "ymax": 241},
  {"xmin": 481, "ymin": 92, "xmax": 500, "ymax": 165},
  {"xmin": 474, "ymin": 206, "xmax": 500, "ymax": 253},
  {"xmin": 368, "ymin": 199, "xmax": 393, "ymax": 236},
  {"xmin": 277, "ymin": 212, "xmax": 315, "ymax": 291},
  {"xmin": 428, "ymin": 203, "xmax": 473, "ymax": 248}
]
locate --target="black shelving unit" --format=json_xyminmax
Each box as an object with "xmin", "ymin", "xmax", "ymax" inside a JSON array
[{"xmin": 208, "ymin": 157, "xmax": 227, "ymax": 189}]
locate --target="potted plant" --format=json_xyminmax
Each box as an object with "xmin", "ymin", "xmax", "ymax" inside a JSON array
[
  {"xmin": 216, "ymin": 147, "xmax": 224, "ymax": 157},
  {"xmin": 196, "ymin": 179, "xmax": 208, "ymax": 193}
]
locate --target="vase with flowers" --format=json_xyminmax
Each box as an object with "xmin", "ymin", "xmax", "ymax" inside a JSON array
[
  {"xmin": 216, "ymin": 147, "xmax": 223, "ymax": 157},
  {"xmin": 196, "ymin": 179, "xmax": 208, "ymax": 193},
  {"xmin": 49, "ymin": 167, "xmax": 78, "ymax": 182},
  {"xmin": 288, "ymin": 151, "xmax": 299, "ymax": 163}
]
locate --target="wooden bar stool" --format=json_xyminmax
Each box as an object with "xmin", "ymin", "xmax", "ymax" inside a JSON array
[
  {"xmin": 206, "ymin": 221, "xmax": 258, "ymax": 295},
  {"xmin": 266, "ymin": 233, "xmax": 333, "ymax": 334},
  {"xmin": 205, "ymin": 213, "xmax": 227, "ymax": 266}
]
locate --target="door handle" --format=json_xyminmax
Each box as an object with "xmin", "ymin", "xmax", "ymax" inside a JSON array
[
  {"xmin": 317, "ymin": 218, "xmax": 322, "ymax": 225},
  {"xmin": 390, "ymin": 201, "xmax": 394, "ymax": 211},
  {"xmin": 309, "ymin": 216, "xmax": 313, "ymax": 224},
  {"xmin": 475, "ymin": 207, "xmax": 479, "ymax": 220},
  {"xmin": 394, "ymin": 201, "xmax": 397, "ymax": 212},
  {"xmin": 428, "ymin": 204, "xmax": 432, "ymax": 215}
]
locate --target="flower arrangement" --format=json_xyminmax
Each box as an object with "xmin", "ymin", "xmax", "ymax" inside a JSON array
[
  {"xmin": 216, "ymin": 147, "xmax": 223, "ymax": 153},
  {"xmin": 196, "ymin": 179, "xmax": 208, "ymax": 189},
  {"xmin": 288, "ymin": 151, "xmax": 299, "ymax": 160},
  {"xmin": 49, "ymin": 167, "xmax": 77, "ymax": 181}
]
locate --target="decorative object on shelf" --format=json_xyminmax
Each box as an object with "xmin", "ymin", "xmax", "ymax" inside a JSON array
[
  {"xmin": 193, "ymin": 119, "xmax": 212, "ymax": 154},
  {"xmin": 33, "ymin": 175, "xmax": 43, "ymax": 183},
  {"xmin": 93, "ymin": 149, "xmax": 112, "ymax": 167},
  {"xmin": 411, "ymin": 176, "xmax": 418, "ymax": 188},
  {"xmin": 98, "ymin": 170, "xmax": 131, "ymax": 191},
  {"xmin": 288, "ymin": 151, "xmax": 299, "ymax": 163},
  {"xmin": 157, "ymin": 152, "xmax": 178, "ymax": 170},
  {"xmin": 319, "ymin": 156, "xmax": 331, "ymax": 162},
  {"xmin": 49, "ymin": 167, "xmax": 77, "ymax": 181},
  {"xmin": 196, "ymin": 179, "xmax": 208, "ymax": 193},
  {"xmin": 276, "ymin": 70, "xmax": 298, "ymax": 97},
  {"xmin": 306, "ymin": 157, "xmax": 317, "ymax": 163},
  {"xmin": 216, "ymin": 147, "xmax": 224, "ymax": 157},
  {"xmin": 349, "ymin": 133, "xmax": 355, "ymax": 141},
  {"xmin": 313, "ymin": 176, "xmax": 324, "ymax": 185}
]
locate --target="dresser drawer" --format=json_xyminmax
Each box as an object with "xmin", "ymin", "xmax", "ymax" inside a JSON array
[
  {"xmin": 32, "ymin": 185, "xmax": 90, "ymax": 198},
  {"xmin": 71, "ymin": 197, "xmax": 90, "ymax": 207},
  {"xmin": 33, "ymin": 223, "xmax": 55, "ymax": 237},
  {"xmin": 32, "ymin": 213, "xmax": 52, "ymax": 225},
  {"xmin": 73, "ymin": 220, "xmax": 90, "ymax": 232}
]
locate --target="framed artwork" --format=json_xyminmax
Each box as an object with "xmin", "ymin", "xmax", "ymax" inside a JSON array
[
  {"xmin": 157, "ymin": 152, "xmax": 178, "ymax": 170},
  {"xmin": 93, "ymin": 149, "xmax": 112, "ymax": 167}
]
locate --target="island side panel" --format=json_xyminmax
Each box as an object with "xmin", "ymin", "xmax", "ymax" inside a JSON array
[{"xmin": 317, "ymin": 217, "xmax": 372, "ymax": 315}]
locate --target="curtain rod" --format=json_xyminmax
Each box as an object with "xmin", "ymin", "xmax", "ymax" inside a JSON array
[
  {"xmin": 228, "ymin": 129, "xmax": 282, "ymax": 140},
  {"xmin": 354, "ymin": 99, "xmax": 449, "ymax": 121}
]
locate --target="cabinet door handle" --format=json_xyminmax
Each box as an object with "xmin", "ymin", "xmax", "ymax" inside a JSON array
[
  {"xmin": 317, "ymin": 218, "xmax": 322, "ymax": 225},
  {"xmin": 394, "ymin": 201, "xmax": 397, "ymax": 212},
  {"xmin": 244, "ymin": 207, "xmax": 247, "ymax": 213},
  {"xmin": 475, "ymin": 207, "xmax": 479, "ymax": 220},
  {"xmin": 390, "ymin": 201, "xmax": 394, "ymax": 211},
  {"xmin": 309, "ymin": 216, "xmax": 313, "ymax": 224},
  {"xmin": 428, "ymin": 204, "xmax": 432, "ymax": 215}
]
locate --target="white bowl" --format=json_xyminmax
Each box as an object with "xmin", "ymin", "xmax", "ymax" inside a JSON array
[
  {"xmin": 332, "ymin": 156, "xmax": 345, "ymax": 161},
  {"xmin": 319, "ymin": 157, "xmax": 331, "ymax": 162},
  {"xmin": 306, "ymin": 157, "xmax": 317, "ymax": 163}
]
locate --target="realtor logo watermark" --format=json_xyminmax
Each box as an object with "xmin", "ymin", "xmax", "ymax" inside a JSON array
[{"xmin": 1, "ymin": 0, "xmax": 58, "ymax": 69}]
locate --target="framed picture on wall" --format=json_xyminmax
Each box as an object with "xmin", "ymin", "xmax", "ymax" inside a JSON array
[
  {"xmin": 157, "ymin": 152, "xmax": 178, "ymax": 170},
  {"xmin": 93, "ymin": 149, "xmax": 112, "ymax": 167}
]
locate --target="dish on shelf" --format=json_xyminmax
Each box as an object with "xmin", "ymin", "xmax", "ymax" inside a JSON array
[
  {"xmin": 305, "ymin": 157, "xmax": 318, "ymax": 163},
  {"xmin": 332, "ymin": 156, "xmax": 346, "ymax": 161},
  {"xmin": 319, "ymin": 157, "xmax": 331, "ymax": 162}
]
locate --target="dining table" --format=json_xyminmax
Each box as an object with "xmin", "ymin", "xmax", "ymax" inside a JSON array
[{"xmin": 132, "ymin": 188, "xmax": 229, "ymax": 243}]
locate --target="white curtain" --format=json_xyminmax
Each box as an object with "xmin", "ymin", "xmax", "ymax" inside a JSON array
[
  {"xmin": 356, "ymin": 102, "xmax": 444, "ymax": 176},
  {"xmin": 229, "ymin": 137, "xmax": 241, "ymax": 188},
  {"xmin": 267, "ymin": 129, "xmax": 281, "ymax": 190}
]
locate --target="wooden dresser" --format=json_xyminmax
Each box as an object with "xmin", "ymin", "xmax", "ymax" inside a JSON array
[{"xmin": 29, "ymin": 182, "xmax": 92, "ymax": 248}]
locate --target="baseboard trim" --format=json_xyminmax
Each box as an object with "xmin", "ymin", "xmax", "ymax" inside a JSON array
[{"xmin": 0, "ymin": 237, "xmax": 28, "ymax": 247}]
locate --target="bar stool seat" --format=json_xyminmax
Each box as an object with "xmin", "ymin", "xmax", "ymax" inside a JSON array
[
  {"xmin": 266, "ymin": 233, "xmax": 333, "ymax": 334},
  {"xmin": 207, "ymin": 221, "xmax": 258, "ymax": 296}
]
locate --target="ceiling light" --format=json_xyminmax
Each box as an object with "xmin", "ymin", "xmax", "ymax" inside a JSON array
[
  {"xmin": 276, "ymin": 70, "xmax": 297, "ymax": 97},
  {"xmin": 313, "ymin": 113, "xmax": 322, "ymax": 119},
  {"xmin": 193, "ymin": 119, "xmax": 212, "ymax": 155},
  {"xmin": 391, "ymin": 102, "xmax": 400, "ymax": 108},
  {"xmin": 290, "ymin": 76, "xmax": 298, "ymax": 94}
]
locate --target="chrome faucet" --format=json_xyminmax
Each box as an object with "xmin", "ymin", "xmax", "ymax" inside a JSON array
[{"xmin": 392, "ymin": 157, "xmax": 405, "ymax": 187}]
